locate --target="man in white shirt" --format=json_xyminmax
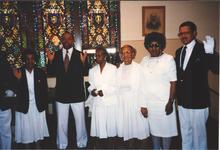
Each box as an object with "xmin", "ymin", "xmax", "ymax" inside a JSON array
[
  {"xmin": 175, "ymin": 21, "xmax": 219, "ymax": 150},
  {"xmin": 47, "ymin": 32, "xmax": 88, "ymax": 149}
]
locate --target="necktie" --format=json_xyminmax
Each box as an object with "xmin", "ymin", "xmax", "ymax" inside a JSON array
[
  {"xmin": 180, "ymin": 46, "xmax": 187, "ymax": 70},
  {"xmin": 64, "ymin": 50, "xmax": 69, "ymax": 72}
]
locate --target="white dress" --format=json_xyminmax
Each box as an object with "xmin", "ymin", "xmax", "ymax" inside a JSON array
[
  {"xmin": 86, "ymin": 63, "xmax": 117, "ymax": 138},
  {"xmin": 15, "ymin": 69, "xmax": 49, "ymax": 144},
  {"xmin": 117, "ymin": 61, "xmax": 149, "ymax": 141},
  {"xmin": 140, "ymin": 53, "xmax": 178, "ymax": 137}
]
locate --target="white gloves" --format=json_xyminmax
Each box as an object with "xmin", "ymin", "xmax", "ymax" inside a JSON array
[
  {"xmin": 203, "ymin": 35, "xmax": 214, "ymax": 54},
  {"xmin": 5, "ymin": 90, "xmax": 16, "ymax": 98}
]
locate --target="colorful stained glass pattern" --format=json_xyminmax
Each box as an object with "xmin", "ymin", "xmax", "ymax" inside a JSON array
[
  {"xmin": 42, "ymin": 1, "xmax": 65, "ymax": 52},
  {"xmin": 81, "ymin": 0, "xmax": 120, "ymax": 50},
  {"xmin": 0, "ymin": 1, "xmax": 23, "ymax": 68},
  {"xmin": 33, "ymin": 1, "xmax": 46, "ymax": 67},
  {"xmin": 81, "ymin": 0, "xmax": 120, "ymax": 67},
  {"xmin": 0, "ymin": 1, "xmax": 120, "ymax": 68},
  {"xmin": 33, "ymin": 0, "xmax": 76, "ymax": 67}
]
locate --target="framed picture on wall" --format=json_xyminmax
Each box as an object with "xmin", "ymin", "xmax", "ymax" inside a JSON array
[{"xmin": 142, "ymin": 6, "xmax": 165, "ymax": 36}]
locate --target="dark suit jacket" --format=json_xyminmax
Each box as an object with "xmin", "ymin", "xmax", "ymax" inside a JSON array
[
  {"xmin": 47, "ymin": 48, "xmax": 87, "ymax": 103},
  {"xmin": 0, "ymin": 51, "xmax": 16, "ymax": 110},
  {"xmin": 16, "ymin": 68, "xmax": 48, "ymax": 114},
  {"xmin": 175, "ymin": 40, "xmax": 219, "ymax": 109}
]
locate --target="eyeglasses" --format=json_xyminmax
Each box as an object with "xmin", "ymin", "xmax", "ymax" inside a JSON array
[
  {"xmin": 178, "ymin": 32, "xmax": 191, "ymax": 37},
  {"xmin": 147, "ymin": 43, "xmax": 160, "ymax": 49}
]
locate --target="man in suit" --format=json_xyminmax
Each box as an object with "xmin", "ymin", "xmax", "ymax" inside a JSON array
[
  {"xmin": 47, "ymin": 31, "xmax": 88, "ymax": 149},
  {"xmin": 175, "ymin": 21, "xmax": 219, "ymax": 150},
  {"xmin": 0, "ymin": 50, "xmax": 16, "ymax": 149}
]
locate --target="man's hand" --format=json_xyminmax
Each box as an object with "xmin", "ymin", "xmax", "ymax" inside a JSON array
[
  {"xmin": 12, "ymin": 68, "xmax": 22, "ymax": 80},
  {"xmin": 80, "ymin": 51, "xmax": 88, "ymax": 64},
  {"xmin": 141, "ymin": 107, "xmax": 148, "ymax": 118},
  {"xmin": 46, "ymin": 48, "xmax": 55, "ymax": 63},
  {"xmin": 203, "ymin": 35, "xmax": 214, "ymax": 54}
]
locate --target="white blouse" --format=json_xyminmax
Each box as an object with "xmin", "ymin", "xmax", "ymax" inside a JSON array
[{"xmin": 25, "ymin": 69, "xmax": 35, "ymax": 104}]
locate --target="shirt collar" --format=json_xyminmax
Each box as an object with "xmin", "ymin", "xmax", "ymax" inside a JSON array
[
  {"xmin": 25, "ymin": 68, "xmax": 34, "ymax": 75},
  {"xmin": 185, "ymin": 39, "xmax": 196, "ymax": 50},
  {"xmin": 63, "ymin": 47, "xmax": 73, "ymax": 54},
  {"xmin": 122, "ymin": 60, "xmax": 133, "ymax": 66}
]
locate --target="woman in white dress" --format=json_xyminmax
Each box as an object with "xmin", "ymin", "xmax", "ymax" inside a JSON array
[
  {"xmin": 86, "ymin": 47, "xmax": 117, "ymax": 148},
  {"xmin": 140, "ymin": 32, "xmax": 178, "ymax": 149},
  {"xmin": 117, "ymin": 45, "xmax": 149, "ymax": 146},
  {"xmin": 13, "ymin": 50, "xmax": 49, "ymax": 148}
]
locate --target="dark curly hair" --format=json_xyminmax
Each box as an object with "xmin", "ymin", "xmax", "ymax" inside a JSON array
[{"xmin": 144, "ymin": 32, "xmax": 166, "ymax": 49}]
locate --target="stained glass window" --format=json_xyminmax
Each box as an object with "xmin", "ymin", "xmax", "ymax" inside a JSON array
[
  {"xmin": 0, "ymin": 0, "xmax": 120, "ymax": 68},
  {"xmin": 33, "ymin": 0, "xmax": 76, "ymax": 67},
  {"xmin": 0, "ymin": 1, "xmax": 23, "ymax": 68},
  {"xmin": 80, "ymin": 0, "xmax": 120, "ymax": 67}
]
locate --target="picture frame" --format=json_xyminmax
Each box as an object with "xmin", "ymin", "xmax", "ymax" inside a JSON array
[{"xmin": 142, "ymin": 6, "xmax": 165, "ymax": 36}]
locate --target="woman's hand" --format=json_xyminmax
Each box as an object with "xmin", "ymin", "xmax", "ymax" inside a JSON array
[
  {"xmin": 141, "ymin": 107, "xmax": 148, "ymax": 118},
  {"xmin": 165, "ymin": 101, "xmax": 173, "ymax": 115},
  {"xmin": 97, "ymin": 90, "xmax": 103, "ymax": 97},
  {"xmin": 91, "ymin": 89, "xmax": 98, "ymax": 97}
]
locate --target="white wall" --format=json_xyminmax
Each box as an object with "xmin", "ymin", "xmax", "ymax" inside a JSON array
[
  {"xmin": 120, "ymin": 1, "xmax": 219, "ymax": 120},
  {"xmin": 121, "ymin": 1, "xmax": 219, "ymax": 45}
]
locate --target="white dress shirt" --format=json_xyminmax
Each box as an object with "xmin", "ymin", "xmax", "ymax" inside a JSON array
[
  {"xmin": 180, "ymin": 39, "xmax": 196, "ymax": 70},
  {"xmin": 25, "ymin": 69, "xmax": 35, "ymax": 104},
  {"xmin": 62, "ymin": 47, "xmax": 73, "ymax": 61}
]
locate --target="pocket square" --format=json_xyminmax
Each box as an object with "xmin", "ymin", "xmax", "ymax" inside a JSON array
[
  {"xmin": 5, "ymin": 90, "xmax": 16, "ymax": 98},
  {"xmin": 195, "ymin": 58, "xmax": 201, "ymax": 62}
]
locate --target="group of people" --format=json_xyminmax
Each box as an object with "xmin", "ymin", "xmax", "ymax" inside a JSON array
[
  {"xmin": 0, "ymin": 31, "xmax": 88, "ymax": 149},
  {"xmin": 0, "ymin": 50, "xmax": 49, "ymax": 149},
  {"xmin": 86, "ymin": 21, "xmax": 219, "ymax": 150},
  {"xmin": 0, "ymin": 20, "xmax": 218, "ymax": 150}
]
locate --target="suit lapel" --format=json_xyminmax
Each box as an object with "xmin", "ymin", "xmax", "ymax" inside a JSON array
[
  {"xmin": 176, "ymin": 48, "xmax": 182, "ymax": 69},
  {"xmin": 34, "ymin": 69, "xmax": 37, "ymax": 92},
  {"xmin": 58, "ymin": 50, "xmax": 65, "ymax": 72},
  {"xmin": 66, "ymin": 48, "xmax": 77, "ymax": 72},
  {"xmin": 184, "ymin": 41, "xmax": 200, "ymax": 72},
  {"xmin": 59, "ymin": 48, "xmax": 75, "ymax": 72},
  {"xmin": 68, "ymin": 49, "xmax": 75, "ymax": 69},
  {"xmin": 22, "ymin": 69, "xmax": 29, "ymax": 98}
]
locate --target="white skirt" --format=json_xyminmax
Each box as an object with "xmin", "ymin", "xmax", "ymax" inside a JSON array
[
  {"xmin": 15, "ymin": 102, "xmax": 49, "ymax": 143},
  {"xmin": 148, "ymin": 102, "xmax": 178, "ymax": 137},
  {"xmin": 117, "ymin": 93, "xmax": 149, "ymax": 141},
  {"xmin": 90, "ymin": 102, "xmax": 117, "ymax": 139}
]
